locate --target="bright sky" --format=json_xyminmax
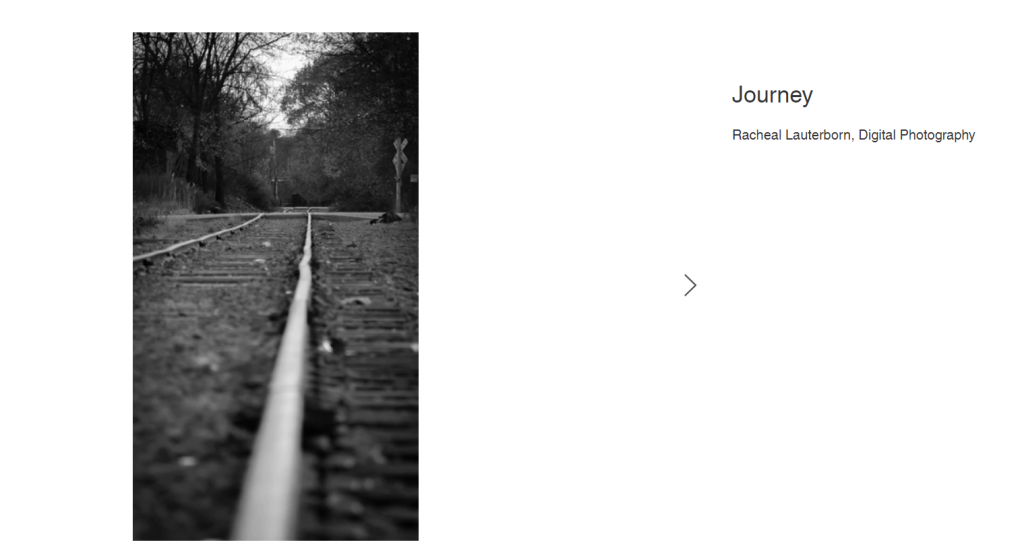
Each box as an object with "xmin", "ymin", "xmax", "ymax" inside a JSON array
[{"xmin": 265, "ymin": 44, "xmax": 310, "ymax": 133}]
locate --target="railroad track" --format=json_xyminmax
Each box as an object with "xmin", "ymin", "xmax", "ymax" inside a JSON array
[
  {"xmin": 281, "ymin": 206, "xmax": 331, "ymax": 213},
  {"xmin": 298, "ymin": 219, "xmax": 419, "ymax": 540},
  {"xmin": 133, "ymin": 215, "xmax": 263, "ymax": 260},
  {"xmin": 133, "ymin": 213, "xmax": 418, "ymax": 540}
]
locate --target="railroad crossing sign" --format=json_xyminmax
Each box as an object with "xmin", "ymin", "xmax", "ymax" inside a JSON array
[
  {"xmin": 393, "ymin": 138, "xmax": 408, "ymax": 175},
  {"xmin": 393, "ymin": 137, "xmax": 408, "ymax": 213}
]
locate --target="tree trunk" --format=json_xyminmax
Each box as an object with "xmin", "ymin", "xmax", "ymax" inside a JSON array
[
  {"xmin": 187, "ymin": 108, "xmax": 202, "ymax": 188},
  {"xmin": 215, "ymin": 156, "xmax": 225, "ymax": 205},
  {"xmin": 213, "ymin": 105, "xmax": 225, "ymax": 206}
]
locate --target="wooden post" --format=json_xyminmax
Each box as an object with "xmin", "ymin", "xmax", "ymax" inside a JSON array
[{"xmin": 393, "ymin": 137, "xmax": 408, "ymax": 214}]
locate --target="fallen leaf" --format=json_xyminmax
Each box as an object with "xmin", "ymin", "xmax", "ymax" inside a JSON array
[{"xmin": 192, "ymin": 353, "xmax": 221, "ymax": 372}]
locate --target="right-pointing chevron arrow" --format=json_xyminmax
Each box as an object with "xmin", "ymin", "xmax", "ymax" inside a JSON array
[{"xmin": 685, "ymin": 274, "xmax": 696, "ymax": 296}]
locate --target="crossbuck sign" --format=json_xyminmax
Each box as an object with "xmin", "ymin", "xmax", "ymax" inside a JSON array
[{"xmin": 393, "ymin": 138, "xmax": 408, "ymax": 213}]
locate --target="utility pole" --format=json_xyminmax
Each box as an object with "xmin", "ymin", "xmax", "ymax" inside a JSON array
[{"xmin": 272, "ymin": 137, "xmax": 278, "ymax": 204}]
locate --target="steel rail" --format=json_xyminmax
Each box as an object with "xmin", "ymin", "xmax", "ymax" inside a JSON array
[
  {"xmin": 133, "ymin": 214, "xmax": 264, "ymax": 265},
  {"xmin": 231, "ymin": 212, "xmax": 313, "ymax": 540}
]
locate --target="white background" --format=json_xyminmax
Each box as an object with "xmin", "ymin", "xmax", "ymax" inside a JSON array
[{"xmin": 3, "ymin": 1, "xmax": 1022, "ymax": 558}]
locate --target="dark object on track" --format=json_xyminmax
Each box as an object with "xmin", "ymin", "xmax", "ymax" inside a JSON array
[{"xmin": 369, "ymin": 212, "xmax": 402, "ymax": 224}]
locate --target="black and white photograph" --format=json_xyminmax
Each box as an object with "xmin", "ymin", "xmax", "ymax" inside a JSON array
[{"xmin": 132, "ymin": 32, "xmax": 418, "ymax": 540}]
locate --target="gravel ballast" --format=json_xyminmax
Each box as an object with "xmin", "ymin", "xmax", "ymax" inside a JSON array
[
  {"xmin": 133, "ymin": 216, "xmax": 250, "ymax": 256},
  {"xmin": 133, "ymin": 216, "xmax": 418, "ymax": 540},
  {"xmin": 133, "ymin": 219, "xmax": 304, "ymax": 539}
]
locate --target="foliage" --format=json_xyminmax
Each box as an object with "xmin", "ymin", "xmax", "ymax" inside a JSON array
[
  {"xmin": 193, "ymin": 190, "xmax": 220, "ymax": 214},
  {"xmin": 281, "ymin": 33, "xmax": 418, "ymax": 210},
  {"xmin": 283, "ymin": 33, "xmax": 417, "ymax": 136},
  {"xmin": 134, "ymin": 33, "xmax": 289, "ymax": 203},
  {"xmin": 134, "ymin": 33, "xmax": 418, "ymax": 213},
  {"xmin": 133, "ymin": 174, "xmax": 198, "ymax": 233},
  {"xmin": 328, "ymin": 177, "xmax": 393, "ymax": 211},
  {"xmin": 227, "ymin": 172, "xmax": 273, "ymax": 211},
  {"xmin": 133, "ymin": 203, "xmax": 162, "ymax": 235},
  {"xmin": 133, "ymin": 173, "xmax": 197, "ymax": 210}
]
